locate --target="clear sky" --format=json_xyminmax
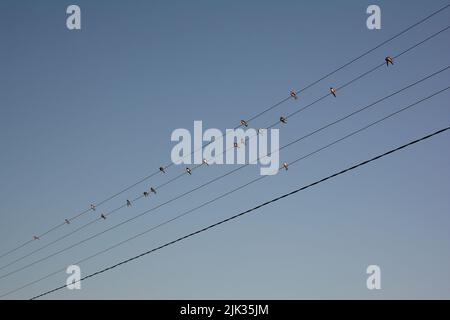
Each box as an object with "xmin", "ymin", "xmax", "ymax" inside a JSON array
[{"xmin": 0, "ymin": 0, "xmax": 449, "ymax": 299}]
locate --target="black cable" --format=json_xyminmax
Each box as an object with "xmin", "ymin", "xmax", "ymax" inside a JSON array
[
  {"xmin": 1, "ymin": 64, "xmax": 447, "ymax": 279},
  {"xmin": 2, "ymin": 84, "xmax": 448, "ymax": 298},
  {"xmin": 2, "ymin": 4, "xmax": 447, "ymax": 260},
  {"xmin": 29, "ymin": 124, "xmax": 450, "ymax": 300}
]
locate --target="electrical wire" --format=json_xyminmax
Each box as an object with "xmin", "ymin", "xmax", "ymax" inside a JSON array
[
  {"xmin": 2, "ymin": 4, "xmax": 447, "ymax": 260},
  {"xmin": 2, "ymin": 84, "xmax": 448, "ymax": 298},
  {"xmin": 1, "ymin": 61, "xmax": 447, "ymax": 278},
  {"xmin": 28, "ymin": 124, "xmax": 450, "ymax": 300}
]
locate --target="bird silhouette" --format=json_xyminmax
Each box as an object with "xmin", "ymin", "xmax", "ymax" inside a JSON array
[
  {"xmin": 330, "ymin": 87, "xmax": 337, "ymax": 97},
  {"xmin": 290, "ymin": 90, "xmax": 298, "ymax": 100},
  {"xmin": 385, "ymin": 56, "xmax": 394, "ymax": 66}
]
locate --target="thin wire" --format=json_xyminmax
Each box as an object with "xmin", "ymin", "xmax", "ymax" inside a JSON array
[
  {"xmin": 271, "ymin": 25, "xmax": 450, "ymax": 127},
  {"xmin": 2, "ymin": 59, "xmax": 448, "ymax": 277},
  {"xmin": 195, "ymin": 25, "xmax": 450, "ymax": 168},
  {"xmin": 29, "ymin": 124, "xmax": 450, "ymax": 300},
  {"xmin": 2, "ymin": 4, "xmax": 447, "ymax": 260},
  {"xmin": 247, "ymin": 4, "xmax": 450, "ymax": 120},
  {"xmin": 2, "ymin": 83, "xmax": 448, "ymax": 292}
]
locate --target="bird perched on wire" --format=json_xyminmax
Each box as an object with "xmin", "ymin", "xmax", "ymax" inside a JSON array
[
  {"xmin": 186, "ymin": 167, "xmax": 192, "ymax": 175},
  {"xmin": 385, "ymin": 56, "xmax": 394, "ymax": 66},
  {"xmin": 159, "ymin": 166, "xmax": 166, "ymax": 174},
  {"xmin": 64, "ymin": 219, "xmax": 70, "ymax": 225},
  {"xmin": 240, "ymin": 120, "xmax": 248, "ymax": 127},
  {"xmin": 290, "ymin": 90, "xmax": 298, "ymax": 100},
  {"xmin": 126, "ymin": 200, "xmax": 132, "ymax": 207},
  {"xmin": 258, "ymin": 128, "xmax": 264, "ymax": 135},
  {"xmin": 280, "ymin": 116, "xmax": 287, "ymax": 124},
  {"xmin": 150, "ymin": 187, "xmax": 157, "ymax": 194},
  {"xmin": 330, "ymin": 87, "xmax": 337, "ymax": 97},
  {"xmin": 33, "ymin": 235, "xmax": 40, "ymax": 241},
  {"xmin": 283, "ymin": 162, "xmax": 289, "ymax": 171},
  {"xmin": 234, "ymin": 142, "xmax": 239, "ymax": 148},
  {"xmin": 101, "ymin": 214, "xmax": 106, "ymax": 220},
  {"xmin": 143, "ymin": 191, "xmax": 149, "ymax": 197},
  {"xmin": 202, "ymin": 159, "xmax": 209, "ymax": 166},
  {"xmin": 90, "ymin": 204, "xmax": 96, "ymax": 211}
]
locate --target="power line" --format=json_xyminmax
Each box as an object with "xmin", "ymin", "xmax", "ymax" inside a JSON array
[
  {"xmin": 271, "ymin": 25, "xmax": 450, "ymax": 127},
  {"xmin": 246, "ymin": 4, "xmax": 450, "ymax": 121},
  {"xmin": 2, "ymin": 84, "xmax": 448, "ymax": 298},
  {"xmin": 2, "ymin": 4, "xmax": 447, "ymax": 261},
  {"xmin": 28, "ymin": 124, "xmax": 450, "ymax": 300},
  {"xmin": 1, "ymin": 59, "xmax": 447, "ymax": 278}
]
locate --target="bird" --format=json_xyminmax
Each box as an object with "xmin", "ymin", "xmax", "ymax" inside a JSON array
[
  {"xmin": 385, "ymin": 56, "xmax": 394, "ymax": 66},
  {"xmin": 101, "ymin": 214, "xmax": 106, "ymax": 220},
  {"xmin": 186, "ymin": 167, "xmax": 192, "ymax": 175},
  {"xmin": 126, "ymin": 200, "xmax": 132, "ymax": 207},
  {"xmin": 240, "ymin": 120, "xmax": 248, "ymax": 127},
  {"xmin": 150, "ymin": 187, "xmax": 157, "ymax": 194},
  {"xmin": 33, "ymin": 235, "xmax": 40, "ymax": 241},
  {"xmin": 283, "ymin": 162, "xmax": 289, "ymax": 171},
  {"xmin": 202, "ymin": 159, "xmax": 209, "ymax": 166},
  {"xmin": 65, "ymin": 219, "xmax": 71, "ymax": 225},
  {"xmin": 258, "ymin": 128, "xmax": 264, "ymax": 135},
  {"xmin": 90, "ymin": 204, "xmax": 96, "ymax": 211},
  {"xmin": 234, "ymin": 142, "xmax": 239, "ymax": 148},
  {"xmin": 280, "ymin": 116, "xmax": 287, "ymax": 124},
  {"xmin": 290, "ymin": 90, "xmax": 298, "ymax": 100},
  {"xmin": 143, "ymin": 191, "xmax": 149, "ymax": 197},
  {"xmin": 330, "ymin": 87, "xmax": 337, "ymax": 97},
  {"xmin": 159, "ymin": 166, "xmax": 166, "ymax": 174}
]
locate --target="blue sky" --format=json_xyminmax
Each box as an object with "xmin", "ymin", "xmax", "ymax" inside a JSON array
[{"xmin": 0, "ymin": 0, "xmax": 449, "ymax": 299}]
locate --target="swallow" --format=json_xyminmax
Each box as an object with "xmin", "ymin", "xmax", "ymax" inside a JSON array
[
  {"xmin": 143, "ymin": 191, "xmax": 149, "ymax": 197},
  {"xmin": 283, "ymin": 162, "xmax": 289, "ymax": 171},
  {"xmin": 150, "ymin": 187, "xmax": 157, "ymax": 194},
  {"xmin": 234, "ymin": 142, "xmax": 239, "ymax": 148},
  {"xmin": 280, "ymin": 116, "xmax": 287, "ymax": 124},
  {"xmin": 202, "ymin": 159, "xmax": 209, "ymax": 166},
  {"xmin": 240, "ymin": 120, "xmax": 248, "ymax": 127},
  {"xmin": 330, "ymin": 87, "xmax": 337, "ymax": 97},
  {"xmin": 90, "ymin": 204, "xmax": 96, "ymax": 211},
  {"xmin": 290, "ymin": 90, "xmax": 298, "ymax": 100},
  {"xmin": 258, "ymin": 128, "xmax": 264, "ymax": 135},
  {"xmin": 126, "ymin": 200, "xmax": 132, "ymax": 207},
  {"xmin": 186, "ymin": 167, "xmax": 192, "ymax": 175},
  {"xmin": 101, "ymin": 214, "xmax": 106, "ymax": 220},
  {"xmin": 159, "ymin": 166, "xmax": 166, "ymax": 174},
  {"xmin": 33, "ymin": 235, "xmax": 40, "ymax": 241},
  {"xmin": 65, "ymin": 219, "xmax": 71, "ymax": 225},
  {"xmin": 385, "ymin": 56, "xmax": 394, "ymax": 66}
]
